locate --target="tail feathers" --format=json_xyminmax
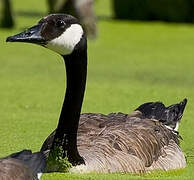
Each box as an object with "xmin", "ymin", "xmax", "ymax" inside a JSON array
[
  {"xmin": 7, "ymin": 149, "xmax": 46, "ymax": 179},
  {"xmin": 135, "ymin": 98, "xmax": 187, "ymax": 131}
]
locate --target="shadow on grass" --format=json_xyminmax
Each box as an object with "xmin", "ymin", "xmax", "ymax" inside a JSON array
[{"xmin": 98, "ymin": 14, "xmax": 194, "ymax": 27}]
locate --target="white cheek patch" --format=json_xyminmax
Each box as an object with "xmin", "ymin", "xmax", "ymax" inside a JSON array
[{"xmin": 45, "ymin": 24, "xmax": 83, "ymax": 55}]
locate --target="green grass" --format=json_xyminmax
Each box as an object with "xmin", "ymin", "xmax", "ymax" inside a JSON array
[{"xmin": 0, "ymin": 0, "xmax": 194, "ymax": 179}]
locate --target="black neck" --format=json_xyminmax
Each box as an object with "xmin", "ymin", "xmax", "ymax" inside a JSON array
[
  {"xmin": 58, "ymin": 48, "xmax": 87, "ymax": 136},
  {"xmin": 51, "ymin": 37, "xmax": 87, "ymax": 165}
]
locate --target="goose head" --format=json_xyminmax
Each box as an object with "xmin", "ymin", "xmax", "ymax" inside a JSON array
[{"xmin": 6, "ymin": 14, "xmax": 86, "ymax": 56}]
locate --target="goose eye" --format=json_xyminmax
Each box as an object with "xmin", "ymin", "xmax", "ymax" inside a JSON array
[{"xmin": 56, "ymin": 20, "xmax": 65, "ymax": 28}]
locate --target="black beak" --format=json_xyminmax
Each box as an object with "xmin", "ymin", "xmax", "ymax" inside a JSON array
[{"xmin": 6, "ymin": 24, "xmax": 46, "ymax": 45}]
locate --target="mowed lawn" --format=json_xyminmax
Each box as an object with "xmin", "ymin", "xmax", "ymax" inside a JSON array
[{"xmin": 0, "ymin": 0, "xmax": 194, "ymax": 179}]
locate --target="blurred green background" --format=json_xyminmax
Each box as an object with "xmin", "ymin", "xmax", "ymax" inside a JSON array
[
  {"xmin": 0, "ymin": 0, "xmax": 194, "ymax": 179},
  {"xmin": 113, "ymin": 0, "xmax": 194, "ymax": 22}
]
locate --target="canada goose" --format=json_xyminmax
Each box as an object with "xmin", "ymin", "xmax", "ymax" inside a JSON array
[
  {"xmin": 6, "ymin": 14, "xmax": 187, "ymax": 173},
  {"xmin": 0, "ymin": 149, "xmax": 46, "ymax": 180}
]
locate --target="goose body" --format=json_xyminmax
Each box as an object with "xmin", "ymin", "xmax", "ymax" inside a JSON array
[
  {"xmin": 41, "ymin": 100, "xmax": 187, "ymax": 173},
  {"xmin": 6, "ymin": 14, "xmax": 187, "ymax": 174},
  {"xmin": 0, "ymin": 150, "xmax": 46, "ymax": 180}
]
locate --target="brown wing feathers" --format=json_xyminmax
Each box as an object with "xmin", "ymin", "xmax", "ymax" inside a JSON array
[
  {"xmin": 76, "ymin": 113, "xmax": 185, "ymax": 173},
  {"xmin": 42, "ymin": 110, "xmax": 186, "ymax": 173}
]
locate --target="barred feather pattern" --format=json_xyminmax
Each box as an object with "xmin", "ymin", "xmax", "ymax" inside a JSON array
[
  {"xmin": 0, "ymin": 159, "xmax": 34, "ymax": 180},
  {"xmin": 41, "ymin": 111, "xmax": 186, "ymax": 174}
]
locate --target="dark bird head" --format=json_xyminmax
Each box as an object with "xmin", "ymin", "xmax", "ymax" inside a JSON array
[
  {"xmin": 6, "ymin": 14, "xmax": 86, "ymax": 56},
  {"xmin": 136, "ymin": 98, "xmax": 187, "ymax": 131}
]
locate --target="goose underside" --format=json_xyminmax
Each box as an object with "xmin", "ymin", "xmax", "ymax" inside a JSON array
[{"xmin": 41, "ymin": 112, "xmax": 186, "ymax": 173}]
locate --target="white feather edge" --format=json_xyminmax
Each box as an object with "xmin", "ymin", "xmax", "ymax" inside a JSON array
[
  {"xmin": 174, "ymin": 122, "xmax": 179, "ymax": 131},
  {"xmin": 37, "ymin": 173, "xmax": 42, "ymax": 179}
]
